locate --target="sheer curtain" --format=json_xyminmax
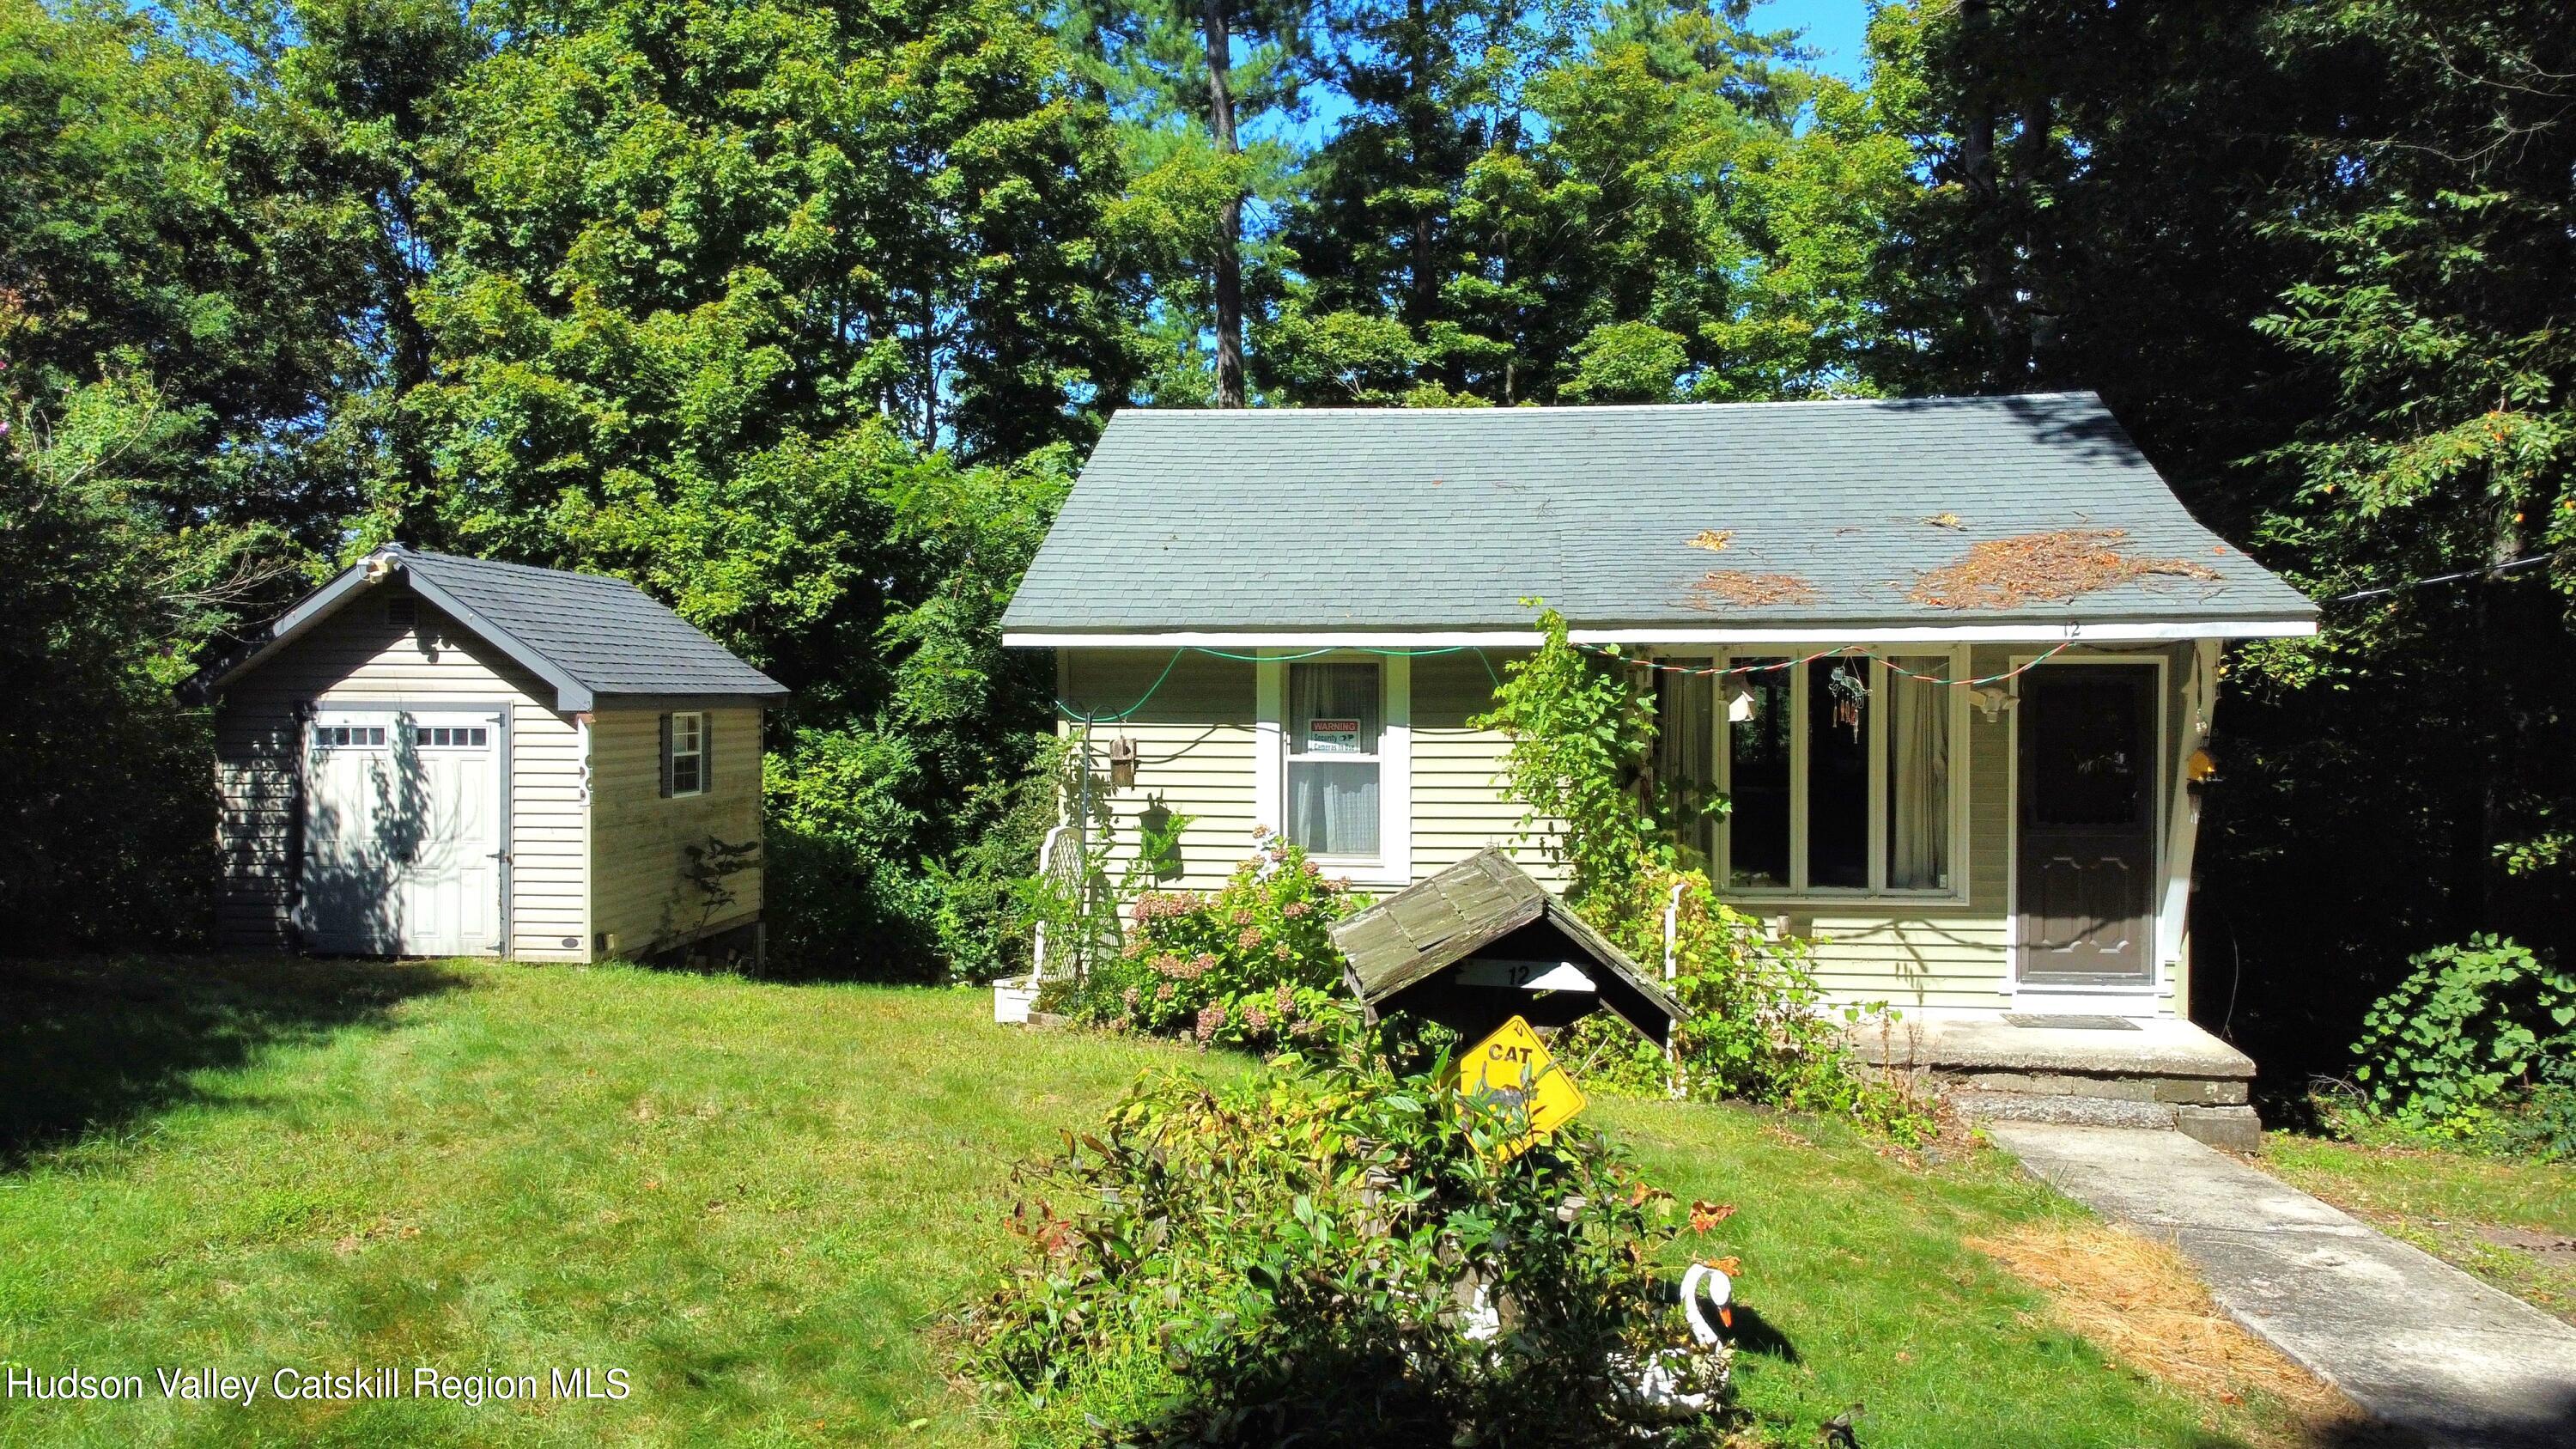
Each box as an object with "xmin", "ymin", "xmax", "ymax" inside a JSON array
[
  {"xmin": 1887, "ymin": 660, "xmax": 1950, "ymax": 889},
  {"xmin": 1288, "ymin": 663, "xmax": 1382, "ymax": 856}
]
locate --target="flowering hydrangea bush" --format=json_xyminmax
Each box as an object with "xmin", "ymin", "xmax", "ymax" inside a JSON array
[{"xmin": 1068, "ymin": 830, "xmax": 1364, "ymax": 1050}]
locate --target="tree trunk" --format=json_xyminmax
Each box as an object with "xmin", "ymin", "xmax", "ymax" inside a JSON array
[{"xmin": 1203, "ymin": 0, "xmax": 1246, "ymax": 408}]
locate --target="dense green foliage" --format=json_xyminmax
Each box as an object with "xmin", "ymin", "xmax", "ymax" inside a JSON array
[
  {"xmin": 968, "ymin": 1053, "xmax": 1733, "ymax": 1445},
  {"xmin": 1061, "ymin": 832, "xmax": 1364, "ymax": 1049},
  {"xmin": 1473, "ymin": 613, "xmax": 1929, "ymax": 1141},
  {"xmin": 7, "ymin": 0, "xmax": 2572, "ymax": 1067},
  {"xmin": 2348, "ymin": 935, "xmax": 2576, "ymax": 1135}
]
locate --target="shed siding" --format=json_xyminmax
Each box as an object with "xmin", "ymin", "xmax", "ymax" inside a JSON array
[
  {"xmin": 587, "ymin": 706, "xmax": 766, "ymax": 956},
  {"xmin": 212, "ymin": 587, "xmax": 589, "ymax": 960}
]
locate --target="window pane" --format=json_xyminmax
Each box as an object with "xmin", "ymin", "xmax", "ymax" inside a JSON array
[
  {"xmin": 672, "ymin": 755, "xmax": 702, "ymax": 795},
  {"xmin": 1886, "ymin": 657, "xmax": 1951, "ymax": 890},
  {"xmin": 1725, "ymin": 662, "xmax": 1792, "ymax": 887},
  {"xmin": 1656, "ymin": 671, "xmax": 1717, "ymax": 870},
  {"xmin": 1289, "ymin": 663, "xmax": 1381, "ymax": 756},
  {"xmin": 1288, "ymin": 760, "xmax": 1379, "ymax": 856},
  {"xmin": 1807, "ymin": 657, "xmax": 1869, "ymax": 888}
]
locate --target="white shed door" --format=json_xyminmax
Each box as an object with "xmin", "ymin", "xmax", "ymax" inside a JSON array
[{"xmin": 301, "ymin": 708, "xmax": 505, "ymax": 956}]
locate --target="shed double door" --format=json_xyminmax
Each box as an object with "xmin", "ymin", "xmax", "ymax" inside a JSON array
[
  {"xmin": 301, "ymin": 707, "xmax": 506, "ymax": 956},
  {"xmin": 2015, "ymin": 665, "xmax": 2157, "ymax": 986}
]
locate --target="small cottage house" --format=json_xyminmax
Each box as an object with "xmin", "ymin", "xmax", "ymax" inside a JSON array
[
  {"xmin": 197, "ymin": 545, "xmax": 786, "ymax": 962},
  {"xmin": 1000, "ymin": 394, "xmax": 2318, "ymax": 1053}
]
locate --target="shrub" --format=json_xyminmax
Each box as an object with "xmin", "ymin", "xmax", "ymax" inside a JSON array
[
  {"xmin": 1558, "ymin": 868, "xmax": 1936, "ymax": 1145},
  {"xmin": 966, "ymin": 1053, "xmax": 1734, "ymax": 1446},
  {"xmin": 1060, "ymin": 831, "xmax": 1366, "ymax": 1051},
  {"xmin": 2351, "ymin": 935, "xmax": 2576, "ymax": 1130}
]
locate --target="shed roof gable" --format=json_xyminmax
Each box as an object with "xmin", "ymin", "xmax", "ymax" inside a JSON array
[{"xmin": 197, "ymin": 546, "xmax": 787, "ymax": 712}]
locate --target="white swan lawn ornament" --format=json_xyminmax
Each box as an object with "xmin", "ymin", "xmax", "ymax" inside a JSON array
[{"xmin": 1610, "ymin": 1263, "xmax": 1735, "ymax": 1422}]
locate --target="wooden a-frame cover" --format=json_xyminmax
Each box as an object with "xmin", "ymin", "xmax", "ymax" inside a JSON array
[{"xmin": 1331, "ymin": 848, "xmax": 1683, "ymax": 1046}]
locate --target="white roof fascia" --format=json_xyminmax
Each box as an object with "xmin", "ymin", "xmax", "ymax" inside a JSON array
[
  {"xmin": 207, "ymin": 549, "xmax": 598, "ymax": 711},
  {"xmin": 401, "ymin": 570, "xmax": 596, "ymax": 712},
  {"xmin": 203, "ymin": 560, "xmax": 376, "ymax": 690},
  {"xmin": 1004, "ymin": 618, "xmax": 2318, "ymax": 649}
]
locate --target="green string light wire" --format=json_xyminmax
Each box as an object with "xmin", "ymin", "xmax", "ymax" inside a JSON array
[
  {"xmin": 1054, "ymin": 644, "xmax": 1501, "ymax": 723},
  {"xmin": 1055, "ymin": 636, "xmax": 2079, "ymax": 724}
]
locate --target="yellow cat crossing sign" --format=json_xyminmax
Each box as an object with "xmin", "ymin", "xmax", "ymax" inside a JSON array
[{"xmin": 1457, "ymin": 1015, "xmax": 1585, "ymax": 1158}]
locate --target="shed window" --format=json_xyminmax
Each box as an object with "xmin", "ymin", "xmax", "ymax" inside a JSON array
[
  {"xmin": 1286, "ymin": 662, "xmax": 1381, "ymax": 859},
  {"xmin": 413, "ymin": 725, "xmax": 489, "ymax": 748},
  {"xmin": 668, "ymin": 711, "xmax": 707, "ymax": 797},
  {"xmin": 1662, "ymin": 651, "xmax": 1963, "ymax": 897},
  {"xmin": 312, "ymin": 725, "xmax": 387, "ymax": 750}
]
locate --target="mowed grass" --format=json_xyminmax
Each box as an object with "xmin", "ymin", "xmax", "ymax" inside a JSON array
[
  {"xmin": 4, "ymin": 957, "xmax": 2311, "ymax": 1447},
  {"xmin": 2262, "ymin": 1133, "xmax": 2576, "ymax": 1324}
]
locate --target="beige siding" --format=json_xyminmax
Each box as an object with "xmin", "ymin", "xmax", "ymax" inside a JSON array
[
  {"xmin": 1060, "ymin": 651, "xmax": 1261, "ymax": 892},
  {"xmin": 212, "ymin": 581, "xmax": 590, "ymax": 960},
  {"xmin": 588, "ymin": 706, "xmax": 765, "ymax": 955},
  {"xmin": 1409, "ymin": 650, "xmax": 1568, "ymax": 891},
  {"xmin": 1054, "ymin": 641, "xmax": 2214, "ymax": 1018}
]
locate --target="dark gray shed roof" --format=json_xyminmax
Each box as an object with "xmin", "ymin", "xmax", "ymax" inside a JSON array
[
  {"xmin": 201, "ymin": 545, "xmax": 786, "ymax": 712},
  {"xmin": 1001, "ymin": 393, "xmax": 2318, "ymax": 639},
  {"xmin": 1333, "ymin": 849, "xmax": 1681, "ymax": 1046}
]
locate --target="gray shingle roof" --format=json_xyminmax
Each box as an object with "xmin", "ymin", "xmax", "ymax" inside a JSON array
[
  {"xmin": 398, "ymin": 550, "xmax": 786, "ymax": 701},
  {"xmin": 199, "ymin": 546, "xmax": 785, "ymax": 711},
  {"xmin": 1001, "ymin": 393, "xmax": 2318, "ymax": 634}
]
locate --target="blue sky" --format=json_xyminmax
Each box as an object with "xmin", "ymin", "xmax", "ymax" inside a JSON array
[{"xmin": 1749, "ymin": 0, "xmax": 1873, "ymax": 83}]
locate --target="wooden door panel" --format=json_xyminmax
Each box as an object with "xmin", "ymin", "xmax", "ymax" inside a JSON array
[{"xmin": 2017, "ymin": 667, "xmax": 2155, "ymax": 985}]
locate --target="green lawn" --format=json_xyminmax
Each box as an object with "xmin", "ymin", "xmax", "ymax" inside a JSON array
[
  {"xmin": 3, "ymin": 957, "xmax": 2313, "ymax": 1446},
  {"xmin": 2262, "ymin": 1133, "xmax": 2576, "ymax": 1324}
]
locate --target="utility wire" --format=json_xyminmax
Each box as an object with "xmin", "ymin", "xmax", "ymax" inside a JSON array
[{"xmin": 2324, "ymin": 547, "xmax": 2569, "ymax": 605}]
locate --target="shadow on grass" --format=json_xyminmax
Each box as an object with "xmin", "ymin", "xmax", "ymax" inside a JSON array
[{"xmin": 0, "ymin": 954, "xmax": 471, "ymax": 1169}]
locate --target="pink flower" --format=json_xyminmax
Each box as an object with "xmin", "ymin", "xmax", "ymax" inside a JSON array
[
  {"xmin": 1236, "ymin": 926, "xmax": 1265, "ymax": 951},
  {"xmin": 1274, "ymin": 983, "xmax": 1294, "ymax": 1011},
  {"xmin": 1281, "ymin": 900, "xmax": 1311, "ymax": 920},
  {"xmin": 1121, "ymin": 986, "xmax": 1140, "ymax": 1009},
  {"xmin": 1155, "ymin": 983, "xmax": 1175, "ymax": 1002},
  {"xmin": 1242, "ymin": 1005, "xmax": 1271, "ymax": 1035},
  {"xmin": 1272, "ymin": 942, "xmax": 1291, "ymax": 960},
  {"xmin": 1194, "ymin": 1003, "xmax": 1227, "ymax": 1043}
]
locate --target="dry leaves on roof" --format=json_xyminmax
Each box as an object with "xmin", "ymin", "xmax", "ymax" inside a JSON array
[
  {"xmin": 1688, "ymin": 529, "xmax": 1735, "ymax": 552},
  {"xmin": 1970, "ymin": 1221, "xmax": 2384, "ymax": 1448},
  {"xmin": 1911, "ymin": 528, "xmax": 2221, "ymax": 610},
  {"xmin": 1685, "ymin": 569, "xmax": 1820, "ymax": 609}
]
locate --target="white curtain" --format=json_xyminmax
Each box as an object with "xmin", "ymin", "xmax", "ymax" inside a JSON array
[
  {"xmin": 1288, "ymin": 663, "xmax": 1382, "ymax": 855},
  {"xmin": 1887, "ymin": 661, "xmax": 1949, "ymax": 888}
]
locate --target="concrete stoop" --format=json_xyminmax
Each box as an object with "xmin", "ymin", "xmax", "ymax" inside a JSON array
[{"xmin": 1851, "ymin": 1014, "xmax": 2263, "ymax": 1152}]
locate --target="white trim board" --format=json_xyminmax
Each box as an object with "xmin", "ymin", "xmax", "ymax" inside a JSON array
[{"xmin": 1005, "ymin": 619, "xmax": 2317, "ymax": 649}]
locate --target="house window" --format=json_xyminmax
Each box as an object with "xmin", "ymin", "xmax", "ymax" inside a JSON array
[
  {"xmin": 1286, "ymin": 662, "xmax": 1381, "ymax": 858},
  {"xmin": 413, "ymin": 725, "xmax": 489, "ymax": 747},
  {"xmin": 1697, "ymin": 651, "xmax": 1961, "ymax": 896},
  {"xmin": 669, "ymin": 711, "xmax": 706, "ymax": 797}
]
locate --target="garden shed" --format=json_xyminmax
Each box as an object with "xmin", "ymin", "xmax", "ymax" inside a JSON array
[{"xmin": 196, "ymin": 545, "xmax": 786, "ymax": 962}]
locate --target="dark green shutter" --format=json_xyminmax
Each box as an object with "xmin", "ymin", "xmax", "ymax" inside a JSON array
[{"xmin": 658, "ymin": 713, "xmax": 674, "ymax": 798}]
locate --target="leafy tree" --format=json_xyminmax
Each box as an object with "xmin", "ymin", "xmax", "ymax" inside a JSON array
[
  {"xmin": 1061, "ymin": 0, "xmax": 1313, "ymax": 407},
  {"xmin": 1862, "ymin": 0, "xmax": 2576, "ymax": 1079},
  {"xmin": 1268, "ymin": 0, "xmax": 1900, "ymax": 405}
]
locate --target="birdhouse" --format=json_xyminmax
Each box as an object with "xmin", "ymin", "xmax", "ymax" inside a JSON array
[
  {"xmin": 1105, "ymin": 735, "xmax": 1139, "ymax": 788},
  {"xmin": 1330, "ymin": 849, "xmax": 1683, "ymax": 1047}
]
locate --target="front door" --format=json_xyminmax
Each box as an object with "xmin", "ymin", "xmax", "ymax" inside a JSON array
[
  {"xmin": 301, "ymin": 708, "xmax": 504, "ymax": 956},
  {"xmin": 2015, "ymin": 665, "xmax": 2156, "ymax": 987}
]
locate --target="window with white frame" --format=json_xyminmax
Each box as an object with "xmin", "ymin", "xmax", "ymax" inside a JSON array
[
  {"xmin": 1661, "ymin": 652, "xmax": 1964, "ymax": 896},
  {"xmin": 1285, "ymin": 661, "xmax": 1382, "ymax": 858},
  {"xmin": 668, "ymin": 710, "xmax": 707, "ymax": 797}
]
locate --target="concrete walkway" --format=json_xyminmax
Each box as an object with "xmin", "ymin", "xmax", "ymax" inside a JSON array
[{"xmin": 1990, "ymin": 1122, "xmax": 2576, "ymax": 1449}]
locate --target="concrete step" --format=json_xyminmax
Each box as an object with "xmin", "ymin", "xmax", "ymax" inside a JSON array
[{"xmin": 1954, "ymin": 1089, "xmax": 2260, "ymax": 1151}]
